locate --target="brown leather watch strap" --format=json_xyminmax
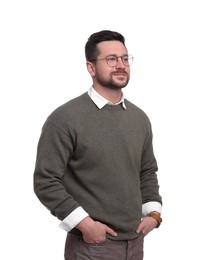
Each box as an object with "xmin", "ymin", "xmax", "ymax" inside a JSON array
[{"xmin": 148, "ymin": 212, "xmax": 162, "ymax": 228}]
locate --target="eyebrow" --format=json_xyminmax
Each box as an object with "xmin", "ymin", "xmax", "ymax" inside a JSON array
[{"xmin": 106, "ymin": 53, "xmax": 128, "ymax": 57}]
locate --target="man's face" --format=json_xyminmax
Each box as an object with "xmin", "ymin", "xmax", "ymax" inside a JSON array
[{"xmin": 92, "ymin": 41, "xmax": 131, "ymax": 90}]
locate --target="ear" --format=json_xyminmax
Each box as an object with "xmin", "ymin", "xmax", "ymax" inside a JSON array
[{"xmin": 86, "ymin": 61, "xmax": 96, "ymax": 77}]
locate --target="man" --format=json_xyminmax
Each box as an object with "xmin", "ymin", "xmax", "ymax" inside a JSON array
[{"xmin": 34, "ymin": 30, "xmax": 162, "ymax": 260}]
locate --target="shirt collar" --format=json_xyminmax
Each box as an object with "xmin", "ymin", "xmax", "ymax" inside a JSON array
[{"xmin": 88, "ymin": 86, "xmax": 126, "ymax": 110}]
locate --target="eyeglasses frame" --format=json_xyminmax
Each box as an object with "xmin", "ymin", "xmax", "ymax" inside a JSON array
[{"xmin": 90, "ymin": 54, "xmax": 134, "ymax": 67}]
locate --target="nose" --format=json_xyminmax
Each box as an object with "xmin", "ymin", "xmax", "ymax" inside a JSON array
[{"xmin": 115, "ymin": 57, "xmax": 125, "ymax": 68}]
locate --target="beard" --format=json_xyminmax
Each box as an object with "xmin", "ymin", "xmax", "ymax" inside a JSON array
[{"xmin": 96, "ymin": 70, "xmax": 130, "ymax": 90}]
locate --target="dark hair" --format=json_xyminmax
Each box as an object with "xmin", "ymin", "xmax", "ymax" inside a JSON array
[{"xmin": 85, "ymin": 30, "xmax": 126, "ymax": 62}]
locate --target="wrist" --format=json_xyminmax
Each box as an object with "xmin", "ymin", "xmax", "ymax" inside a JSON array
[
  {"xmin": 76, "ymin": 216, "xmax": 95, "ymax": 233},
  {"xmin": 147, "ymin": 211, "xmax": 162, "ymax": 228}
]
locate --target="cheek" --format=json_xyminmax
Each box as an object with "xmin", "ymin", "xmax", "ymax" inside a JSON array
[
  {"xmin": 96, "ymin": 67, "xmax": 111, "ymax": 78},
  {"xmin": 126, "ymin": 67, "xmax": 131, "ymax": 74}
]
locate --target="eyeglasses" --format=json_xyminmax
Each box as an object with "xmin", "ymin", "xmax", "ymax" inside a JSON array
[{"xmin": 91, "ymin": 54, "xmax": 134, "ymax": 67}]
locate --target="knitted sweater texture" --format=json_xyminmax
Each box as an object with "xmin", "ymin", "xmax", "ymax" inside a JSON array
[{"xmin": 34, "ymin": 92, "xmax": 162, "ymax": 240}]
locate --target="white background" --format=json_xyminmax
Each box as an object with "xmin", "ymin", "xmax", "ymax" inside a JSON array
[{"xmin": 1, "ymin": 0, "xmax": 209, "ymax": 259}]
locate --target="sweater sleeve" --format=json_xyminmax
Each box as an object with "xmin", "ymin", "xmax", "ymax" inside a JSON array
[
  {"xmin": 33, "ymin": 119, "xmax": 80, "ymax": 220},
  {"xmin": 140, "ymin": 128, "xmax": 162, "ymax": 205}
]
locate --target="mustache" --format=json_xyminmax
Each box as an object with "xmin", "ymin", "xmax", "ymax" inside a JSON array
[{"xmin": 112, "ymin": 69, "xmax": 128, "ymax": 75}]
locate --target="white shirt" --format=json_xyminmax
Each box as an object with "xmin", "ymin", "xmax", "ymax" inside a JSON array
[
  {"xmin": 59, "ymin": 86, "xmax": 162, "ymax": 232},
  {"xmin": 88, "ymin": 86, "xmax": 126, "ymax": 109}
]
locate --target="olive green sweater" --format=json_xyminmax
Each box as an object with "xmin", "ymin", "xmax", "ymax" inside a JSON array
[{"xmin": 34, "ymin": 92, "xmax": 162, "ymax": 240}]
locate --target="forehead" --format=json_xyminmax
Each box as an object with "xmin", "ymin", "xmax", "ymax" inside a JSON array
[{"xmin": 97, "ymin": 41, "xmax": 127, "ymax": 57}]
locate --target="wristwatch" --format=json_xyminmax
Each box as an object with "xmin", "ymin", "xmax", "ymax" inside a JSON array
[{"xmin": 147, "ymin": 212, "xmax": 162, "ymax": 228}]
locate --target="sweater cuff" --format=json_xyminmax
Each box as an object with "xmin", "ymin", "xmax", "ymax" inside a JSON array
[
  {"xmin": 142, "ymin": 201, "xmax": 162, "ymax": 217},
  {"xmin": 58, "ymin": 206, "xmax": 89, "ymax": 232}
]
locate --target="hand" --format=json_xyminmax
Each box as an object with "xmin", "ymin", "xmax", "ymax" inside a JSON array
[
  {"xmin": 136, "ymin": 216, "xmax": 158, "ymax": 236},
  {"xmin": 77, "ymin": 217, "xmax": 117, "ymax": 244}
]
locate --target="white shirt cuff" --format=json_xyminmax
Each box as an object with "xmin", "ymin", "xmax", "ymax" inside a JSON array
[
  {"xmin": 58, "ymin": 206, "xmax": 89, "ymax": 232},
  {"xmin": 142, "ymin": 201, "xmax": 162, "ymax": 217}
]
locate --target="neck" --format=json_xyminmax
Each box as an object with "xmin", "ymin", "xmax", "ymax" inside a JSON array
[{"xmin": 93, "ymin": 85, "xmax": 123, "ymax": 104}]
